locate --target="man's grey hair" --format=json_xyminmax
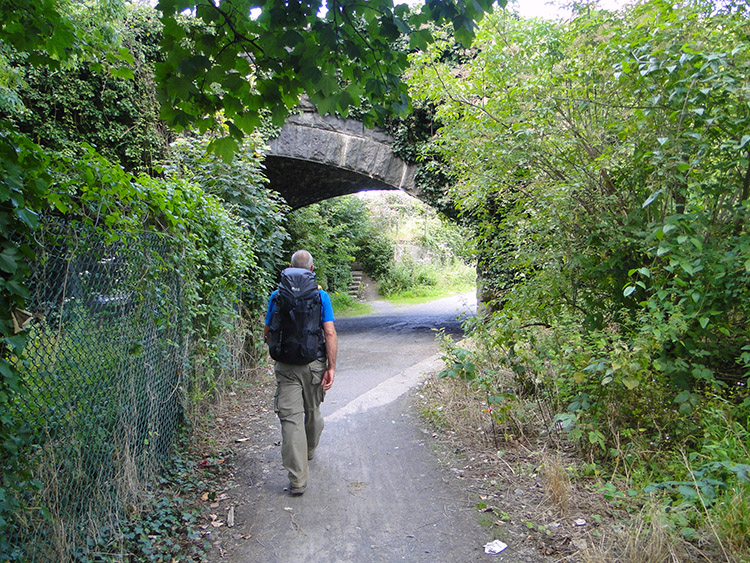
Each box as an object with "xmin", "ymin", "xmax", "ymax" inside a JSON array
[{"xmin": 290, "ymin": 250, "xmax": 314, "ymax": 270}]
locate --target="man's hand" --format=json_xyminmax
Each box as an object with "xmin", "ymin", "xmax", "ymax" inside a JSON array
[{"xmin": 322, "ymin": 368, "xmax": 335, "ymax": 392}]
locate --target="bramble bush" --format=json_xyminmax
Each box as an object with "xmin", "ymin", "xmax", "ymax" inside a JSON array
[{"xmin": 410, "ymin": 0, "xmax": 750, "ymax": 553}]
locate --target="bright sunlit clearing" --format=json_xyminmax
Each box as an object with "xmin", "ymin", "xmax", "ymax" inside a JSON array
[{"xmin": 506, "ymin": 0, "xmax": 630, "ymax": 20}]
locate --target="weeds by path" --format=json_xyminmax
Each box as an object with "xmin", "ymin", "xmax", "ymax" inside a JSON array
[{"xmin": 413, "ymin": 374, "xmax": 724, "ymax": 563}]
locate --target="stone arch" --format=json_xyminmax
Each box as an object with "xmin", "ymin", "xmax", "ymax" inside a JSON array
[{"xmin": 264, "ymin": 102, "xmax": 418, "ymax": 209}]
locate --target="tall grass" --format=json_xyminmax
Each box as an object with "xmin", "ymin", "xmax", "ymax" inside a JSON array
[{"xmin": 379, "ymin": 257, "xmax": 475, "ymax": 301}]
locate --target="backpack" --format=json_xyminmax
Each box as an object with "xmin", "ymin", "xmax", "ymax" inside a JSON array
[{"xmin": 267, "ymin": 267, "xmax": 325, "ymax": 365}]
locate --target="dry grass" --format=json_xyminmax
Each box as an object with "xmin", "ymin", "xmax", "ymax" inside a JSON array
[
  {"xmin": 15, "ymin": 427, "xmax": 152, "ymax": 563},
  {"xmin": 581, "ymin": 506, "xmax": 694, "ymax": 563},
  {"xmin": 418, "ymin": 375, "xmax": 497, "ymax": 450},
  {"xmin": 416, "ymin": 354, "xmax": 750, "ymax": 563},
  {"xmin": 542, "ymin": 454, "xmax": 571, "ymax": 514},
  {"xmin": 414, "ymin": 369, "xmax": 713, "ymax": 562},
  {"xmin": 713, "ymin": 484, "xmax": 750, "ymax": 556},
  {"xmin": 12, "ymin": 313, "xmax": 261, "ymax": 562}
]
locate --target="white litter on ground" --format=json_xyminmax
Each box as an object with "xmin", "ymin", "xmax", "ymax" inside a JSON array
[{"xmin": 484, "ymin": 539, "xmax": 508, "ymax": 554}]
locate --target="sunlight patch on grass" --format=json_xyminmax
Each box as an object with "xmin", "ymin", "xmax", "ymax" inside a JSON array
[
  {"xmin": 384, "ymin": 283, "xmax": 475, "ymax": 306},
  {"xmin": 330, "ymin": 292, "xmax": 374, "ymax": 318},
  {"xmin": 333, "ymin": 301, "xmax": 374, "ymax": 318}
]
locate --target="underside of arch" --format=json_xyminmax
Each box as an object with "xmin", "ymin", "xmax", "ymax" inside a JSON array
[
  {"xmin": 264, "ymin": 156, "xmax": 400, "ymax": 209},
  {"xmin": 264, "ymin": 106, "xmax": 418, "ymax": 209}
]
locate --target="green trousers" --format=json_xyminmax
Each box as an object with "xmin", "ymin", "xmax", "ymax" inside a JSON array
[{"xmin": 273, "ymin": 359, "xmax": 326, "ymax": 488}]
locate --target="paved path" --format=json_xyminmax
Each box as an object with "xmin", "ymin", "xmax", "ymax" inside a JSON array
[{"xmin": 208, "ymin": 293, "xmax": 528, "ymax": 562}]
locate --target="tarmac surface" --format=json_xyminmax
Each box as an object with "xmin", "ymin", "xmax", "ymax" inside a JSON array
[{"xmin": 206, "ymin": 293, "xmax": 546, "ymax": 562}]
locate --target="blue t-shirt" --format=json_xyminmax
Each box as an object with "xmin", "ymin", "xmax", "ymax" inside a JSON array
[{"xmin": 264, "ymin": 288, "xmax": 335, "ymax": 326}]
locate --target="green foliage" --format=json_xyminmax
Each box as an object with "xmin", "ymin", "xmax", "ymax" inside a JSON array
[
  {"xmin": 328, "ymin": 291, "xmax": 373, "ymax": 318},
  {"xmin": 0, "ymin": 0, "xmax": 80, "ymax": 66},
  {"xmin": 282, "ymin": 190, "xmax": 476, "ymax": 305},
  {"xmin": 376, "ymin": 254, "xmax": 474, "ymax": 301},
  {"xmin": 284, "ymin": 204, "xmax": 351, "ymax": 292},
  {"xmin": 8, "ymin": 4, "xmax": 169, "ymax": 174},
  {"xmin": 356, "ymin": 191, "xmax": 475, "ymax": 299},
  {"xmin": 165, "ymin": 128, "xmax": 289, "ymax": 304},
  {"xmin": 283, "ymin": 193, "xmax": 473, "ymax": 301},
  {"xmin": 42, "ymin": 144, "xmax": 258, "ymax": 327},
  {"xmin": 356, "ymin": 233, "xmax": 395, "ymax": 280},
  {"xmin": 0, "ymin": 126, "xmax": 51, "ymax": 560},
  {"xmin": 439, "ymin": 346, "xmax": 476, "ymax": 381},
  {"xmin": 0, "ymin": 13, "xmax": 95, "ymax": 503},
  {"xmin": 284, "ymin": 196, "xmax": 380, "ymax": 292},
  {"xmin": 713, "ymin": 483, "xmax": 750, "ymax": 556},
  {"xmin": 378, "ymin": 258, "xmax": 436, "ymax": 297},
  {"xmin": 0, "ymin": 0, "xmax": 501, "ymax": 556},
  {"xmin": 155, "ymin": 0, "xmax": 497, "ymax": 147},
  {"xmin": 1, "ymin": 140, "xmax": 257, "ymax": 560},
  {"xmin": 409, "ymin": 0, "xmax": 750, "ymax": 446},
  {"xmin": 388, "ymin": 100, "xmax": 460, "ymax": 218},
  {"xmin": 82, "ymin": 447, "xmax": 231, "ymax": 562},
  {"xmin": 6, "ymin": 232, "xmax": 186, "ymax": 560},
  {"xmin": 646, "ymin": 404, "xmax": 750, "ymax": 509},
  {"xmin": 410, "ymin": 3, "xmax": 750, "ymax": 553}
]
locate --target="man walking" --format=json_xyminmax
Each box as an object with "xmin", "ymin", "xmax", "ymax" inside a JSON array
[{"xmin": 263, "ymin": 250, "xmax": 337, "ymax": 495}]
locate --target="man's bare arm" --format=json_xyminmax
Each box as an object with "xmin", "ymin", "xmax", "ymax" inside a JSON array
[{"xmin": 322, "ymin": 320, "xmax": 337, "ymax": 391}]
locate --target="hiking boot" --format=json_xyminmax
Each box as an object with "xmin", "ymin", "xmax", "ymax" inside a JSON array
[{"xmin": 289, "ymin": 484, "xmax": 306, "ymax": 496}]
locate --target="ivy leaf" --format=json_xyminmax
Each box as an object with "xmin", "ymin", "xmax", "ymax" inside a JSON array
[
  {"xmin": 208, "ymin": 137, "xmax": 239, "ymax": 164},
  {"xmin": 14, "ymin": 208, "xmax": 39, "ymax": 229},
  {"xmin": 111, "ymin": 66, "xmax": 134, "ymax": 80},
  {"xmin": 0, "ymin": 247, "xmax": 19, "ymax": 274},
  {"xmin": 622, "ymin": 377, "xmax": 640, "ymax": 390},
  {"xmin": 410, "ymin": 28, "xmax": 433, "ymax": 51},
  {"xmin": 675, "ymin": 390, "xmax": 691, "ymax": 403},
  {"xmin": 392, "ymin": 92, "xmax": 410, "ymax": 115}
]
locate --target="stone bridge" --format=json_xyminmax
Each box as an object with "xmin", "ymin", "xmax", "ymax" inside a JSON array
[{"xmin": 264, "ymin": 103, "xmax": 418, "ymax": 209}]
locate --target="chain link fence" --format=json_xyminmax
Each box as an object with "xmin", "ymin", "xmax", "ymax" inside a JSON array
[{"xmin": 8, "ymin": 223, "xmax": 187, "ymax": 561}]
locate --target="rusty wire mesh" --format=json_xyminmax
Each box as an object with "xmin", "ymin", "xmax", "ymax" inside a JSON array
[{"xmin": 8, "ymin": 223, "xmax": 187, "ymax": 561}]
